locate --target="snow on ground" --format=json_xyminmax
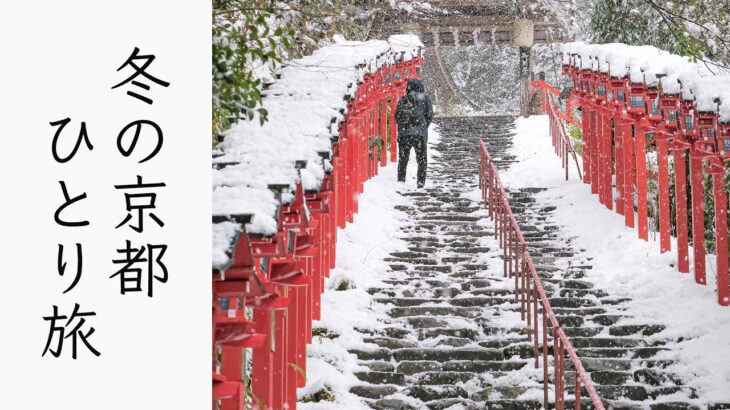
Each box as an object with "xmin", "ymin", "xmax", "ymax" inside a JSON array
[
  {"xmin": 501, "ymin": 115, "xmax": 730, "ymax": 403},
  {"xmin": 299, "ymin": 126, "xmax": 441, "ymax": 408}
]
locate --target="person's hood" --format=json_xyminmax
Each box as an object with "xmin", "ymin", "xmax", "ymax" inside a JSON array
[{"xmin": 406, "ymin": 79, "xmax": 425, "ymax": 94}]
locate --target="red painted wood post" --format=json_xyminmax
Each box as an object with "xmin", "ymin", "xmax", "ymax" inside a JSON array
[
  {"xmin": 284, "ymin": 288, "xmax": 300, "ymax": 405},
  {"xmin": 220, "ymin": 345, "xmax": 241, "ymax": 410},
  {"xmin": 272, "ymin": 305, "xmax": 287, "ymax": 410},
  {"xmin": 380, "ymin": 98, "xmax": 388, "ymax": 166},
  {"xmin": 344, "ymin": 121, "xmax": 354, "ymax": 225},
  {"xmin": 713, "ymin": 171, "xmax": 730, "ymax": 305},
  {"xmin": 624, "ymin": 121, "xmax": 636, "ymax": 228},
  {"xmin": 657, "ymin": 138, "xmax": 671, "ymax": 252},
  {"xmin": 335, "ymin": 137, "xmax": 347, "ymax": 229},
  {"xmin": 357, "ymin": 115, "xmax": 365, "ymax": 195},
  {"xmin": 361, "ymin": 114, "xmax": 368, "ymax": 189},
  {"xmin": 582, "ymin": 103, "xmax": 591, "ymax": 184},
  {"xmin": 674, "ymin": 147, "xmax": 690, "ymax": 272},
  {"xmin": 603, "ymin": 109, "xmax": 613, "ymax": 210},
  {"xmin": 588, "ymin": 107, "xmax": 601, "ymax": 198},
  {"xmin": 635, "ymin": 126, "xmax": 649, "ymax": 240},
  {"xmin": 312, "ymin": 219, "xmax": 323, "ymax": 321},
  {"xmin": 347, "ymin": 118, "xmax": 357, "ymax": 222},
  {"xmin": 296, "ymin": 284, "xmax": 308, "ymax": 388},
  {"xmin": 690, "ymin": 155, "xmax": 707, "ymax": 285},
  {"xmin": 615, "ymin": 116, "xmax": 625, "ymax": 214},
  {"xmin": 252, "ymin": 308, "xmax": 274, "ymax": 408},
  {"xmin": 390, "ymin": 96, "xmax": 398, "ymax": 163},
  {"xmin": 371, "ymin": 108, "xmax": 378, "ymax": 176},
  {"xmin": 597, "ymin": 108, "xmax": 605, "ymax": 202}
]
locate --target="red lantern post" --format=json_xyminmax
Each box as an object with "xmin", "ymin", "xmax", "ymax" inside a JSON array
[
  {"xmin": 646, "ymin": 86, "xmax": 672, "ymax": 253},
  {"xmin": 658, "ymin": 92, "xmax": 690, "ymax": 270},
  {"xmin": 628, "ymin": 82, "xmax": 650, "ymax": 240},
  {"xmin": 678, "ymin": 98, "xmax": 708, "ymax": 285}
]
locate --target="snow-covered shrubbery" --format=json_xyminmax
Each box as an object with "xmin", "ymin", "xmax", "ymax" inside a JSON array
[
  {"xmin": 212, "ymin": 0, "xmax": 389, "ymax": 140},
  {"xmin": 212, "ymin": 34, "xmax": 422, "ymax": 270}
]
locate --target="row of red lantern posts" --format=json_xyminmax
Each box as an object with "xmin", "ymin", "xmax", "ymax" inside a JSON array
[
  {"xmin": 537, "ymin": 55, "xmax": 729, "ymax": 306},
  {"xmin": 212, "ymin": 51, "xmax": 423, "ymax": 410}
]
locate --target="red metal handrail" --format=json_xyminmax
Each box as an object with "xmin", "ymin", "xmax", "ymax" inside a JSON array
[
  {"xmin": 479, "ymin": 140, "xmax": 604, "ymax": 410},
  {"xmin": 547, "ymin": 93, "xmax": 583, "ymax": 181},
  {"xmin": 532, "ymin": 81, "xmax": 583, "ymax": 181}
]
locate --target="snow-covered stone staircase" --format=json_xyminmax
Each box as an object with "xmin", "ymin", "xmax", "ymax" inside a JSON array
[{"xmin": 345, "ymin": 116, "xmax": 724, "ymax": 410}]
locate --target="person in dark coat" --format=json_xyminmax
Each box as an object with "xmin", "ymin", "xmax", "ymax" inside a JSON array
[{"xmin": 395, "ymin": 79, "xmax": 433, "ymax": 188}]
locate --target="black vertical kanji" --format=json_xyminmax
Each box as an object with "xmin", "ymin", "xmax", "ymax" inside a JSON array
[
  {"xmin": 42, "ymin": 304, "xmax": 100, "ymax": 359},
  {"xmin": 114, "ymin": 175, "xmax": 166, "ymax": 233},
  {"xmin": 111, "ymin": 241, "xmax": 168, "ymax": 297},
  {"xmin": 112, "ymin": 47, "xmax": 170, "ymax": 104}
]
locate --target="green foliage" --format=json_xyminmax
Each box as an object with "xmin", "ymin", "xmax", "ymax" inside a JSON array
[
  {"xmin": 312, "ymin": 327, "xmax": 340, "ymax": 339},
  {"xmin": 335, "ymin": 277, "xmax": 355, "ymax": 291},
  {"xmin": 301, "ymin": 384, "xmax": 336, "ymax": 403},
  {"xmin": 212, "ymin": 0, "xmax": 295, "ymax": 141},
  {"xmin": 567, "ymin": 123, "xmax": 583, "ymax": 156},
  {"xmin": 211, "ymin": 1, "xmax": 376, "ymax": 145},
  {"xmin": 369, "ymin": 135, "xmax": 386, "ymax": 161}
]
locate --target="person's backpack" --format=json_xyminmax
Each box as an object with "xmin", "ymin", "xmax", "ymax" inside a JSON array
[{"xmin": 399, "ymin": 94, "xmax": 424, "ymax": 126}]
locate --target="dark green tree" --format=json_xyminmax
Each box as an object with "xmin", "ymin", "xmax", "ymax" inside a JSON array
[{"xmin": 590, "ymin": 0, "xmax": 730, "ymax": 68}]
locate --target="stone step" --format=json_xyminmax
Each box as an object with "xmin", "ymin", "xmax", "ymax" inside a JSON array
[
  {"xmin": 355, "ymin": 371, "xmax": 406, "ymax": 385},
  {"xmin": 472, "ymin": 386, "xmax": 534, "ymax": 401},
  {"xmin": 414, "ymin": 371, "xmax": 477, "ymax": 385},
  {"xmin": 442, "ymin": 360, "xmax": 527, "ymax": 372},
  {"xmin": 576, "ymin": 347, "xmax": 667, "ymax": 359},
  {"xmin": 450, "ymin": 296, "xmax": 513, "ymax": 307},
  {"xmin": 351, "ymin": 348, "xmax": 393, "ymax": 361},
  {"xmin": 392, "ymin": 348, "xmax": 503, "ymax": 362},
  {"xmin": 417, "ymin": 327, "xmax": 482, "ymax": 340},
  {"xmin": 569, "ymin": 337, "xmax": 645, "ymax": 349},
  {"xmin": 404, "ymin": 385, "xmax": 469, "ymax": 401},
  {"xmin": 363, "ymin": 361, "xmax": 395, "ymax": 372},
  {"xmin": 389, "ymin": 306, "xmax": 481, "ymax": 318},
  {"xmin": 383, "ymin": 257, "xmax": 439, "ymax": 265},
  {"xmin": 609, "ymin": 324, "xmax": 666, "ymax": 337},
  {"xmin": 349, "ymin": 384, "xmax": 399, "ymax": 400},
  {"xmin": 363, "ymin": 337, "xmax": 418, "ymax": 350},
  {"xmin": 371, "ymin": 398, "xmax": 417, "ymax": 410},
  {"xmin": 480, "ymin": 400, "xmax": 542, "ymax": 410}
]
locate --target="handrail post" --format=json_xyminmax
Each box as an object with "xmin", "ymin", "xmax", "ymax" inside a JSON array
[{"xmin": 542, "ymin": 306, "xmax": 548, "ymax": 410}]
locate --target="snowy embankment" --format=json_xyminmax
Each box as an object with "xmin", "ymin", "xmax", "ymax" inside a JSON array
[
  {"xmin": 211, "ymin": 34, "xmax": 422, "ymax": 271},
  {"xmin": 502, "ymin": 116, "xmax": 730, "ymax": 403},
  {"xmin": 299, "ymin": 126, "xmax": 441, "ymax": 409}
]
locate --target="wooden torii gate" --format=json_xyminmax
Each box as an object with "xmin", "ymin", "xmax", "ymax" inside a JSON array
[{"xmin": 369, "ymin": 0, "xmax": 571, "ymax": 115}]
